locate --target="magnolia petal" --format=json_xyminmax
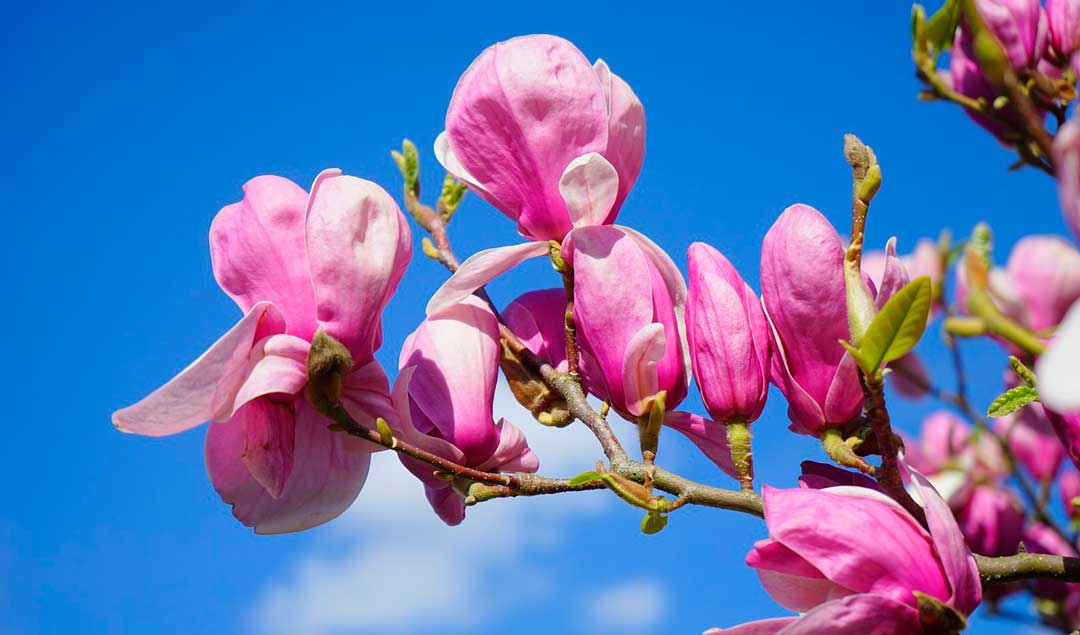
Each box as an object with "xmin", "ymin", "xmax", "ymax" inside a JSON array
[
  {"xmin": 240, "ymin": 399, "xmax": 296, "ymax": 498},
  {"xmin": 475, "ymin": 418, "xmax": 540, "ymax": 473},
  {"xmin": 703, "ymin": 618, "xmax": 797, "ymax": 635},
  {"xmin": 1037, "ymin": 300, "xmax": 1080, "ymax": 413},
  {"xmin": 771, "ymin": 594, "xmax": 921, "ymax": 635},
  {"xmin": 622, "ymin": 323, "xmax": 666, "ymax": 416},
  {"xmin": 205, "ymin": 398, "xmax": 372, "ymax": 534},
  {"xmin": 218, "ymin": 333, "xmax": 310, "ymax": 422},
  {"xmin": 209, "ymin": 176, "xmax": 317, "ymax": 338},
  {"xmin": 875, "ymin": 237, "xmax": 911, "ymax": 309},
  {"xmin": 113, "ymin": 302, "xmax": 286, "ymax": 437},
  {"xmin": 663, "ymin": 411, "xmax": 738, "ymax": 479},
  {"xmin": 593, "ymin": 59, "xmax": 645, "ymax": 220},
  {"xmin": 899, "ymin": 459, "xmax": 983, "ymax": 614},
  {"xmin": 306, "ymin": 172, "xmax": 412, "ymax": 362},
  {"xmin": 433, "ymin": 131, "xmax": 486, "ymax": 193},
  {"xmin": 426, "ymin": 241, "xmax": 549, "ymax": 316},
  {"xmin": 560, "ymin": 152, "xmax": 619, "ymax": 229}
]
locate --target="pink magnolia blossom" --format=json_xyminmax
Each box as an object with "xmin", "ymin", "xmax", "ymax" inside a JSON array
[
  {"xmin": 1048, "ymin": 0, "xmax": 1080, "ymax": 59},
  {"xmin": 1055, "ymin": 117, "xmax": 1080, "ymax": 240},
  {"xmin": 1036, "ymin": 300, "xmax": 1080, "ymax": 469},
  {"xmin": 968, "ymin": 0, "xmax": 1048, "ymax": 70},
  {"xmin": 395, "ymin": 297, "xmax": 539, "ymax": 525},
  {"xmin": 759, "ymin": 205, "xmax": 864, "ymax": 437},
  {"xmin": 706, "ymin": 463, "xmax": 981, "ymax": 634},
  {"xmin": 1006, "ymin": 235, "xmax": 1080, "ymax": 333},
  {"xmin": 955, "ymin": 485, "xmax": 1025, "ymax": 557},
  {"xmin": 436, "ymin": 34, "xmax": 644, "ymax": 242},
  {"xmin": 686, "ymin": 242, "xmax": 771, "ymax": 424},
  {"xmin": 994, "ymin": 403, "xmax": 1065, "ymax": 481},
  {"xmin": 113, "ymin": 170, "xmax": 411, "ymax": 533}
]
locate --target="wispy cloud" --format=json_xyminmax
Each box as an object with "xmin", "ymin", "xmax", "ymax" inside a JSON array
[
  {"xmin": 585, "ymin": 578, "xmax": 668, "ymax": 633},
  {"xmin": 249, "ymin": 382, "xmax": 634, "ymax": 635}
]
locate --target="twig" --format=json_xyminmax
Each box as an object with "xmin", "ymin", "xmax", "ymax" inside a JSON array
[{"xmin": 977, "ymin": 553, "xmax": 1080, "ymax": 585}]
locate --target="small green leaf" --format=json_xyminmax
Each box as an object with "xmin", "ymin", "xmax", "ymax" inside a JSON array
[
  {"xmin": 924, "ymin": 0, "xmax": 960, "ymax": 52},
  {"xmin": 987, "ymin": 385, "xmax": 1040, "ymax": 418},
  {"xmin": 1009, "ymin": 356, "xmax": 1037, "ymax": 387},
  {"xmin": 852, "ymin": 277, "xmax": 933, "ymax": 375},
  {"xmin": 568, "ymin": 470, "xmax": 604, "ymax": 486},
  {"xmin": 439, "ymin": 174, "xmax": 468, "ymax": 219},
  {"xmin": 640, "ymin": 511, "xmax": 668, "ymax": 535}
]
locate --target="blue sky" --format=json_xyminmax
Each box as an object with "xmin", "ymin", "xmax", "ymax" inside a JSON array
[{"xmin": 3, "ymin": 1, "xmax": 1072, "ymax": 634}]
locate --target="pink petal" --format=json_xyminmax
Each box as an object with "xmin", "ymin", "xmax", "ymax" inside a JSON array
[
  {"xmin": 305, "ymin": 170, "xmax": 412, "ymax": 362},
  {"xmin": 704, "ymin": 618, "xmax": 797, "ymax": 635},
  {"xmin": 205, "ymin": 398, "xmax": 372, "ymax": 534},
  {"xmin": 899, "ymin": 460, "xmax": 983, "ymax": 614},
  {"xmin": 663, "ymin": 411, "xmax": 738, "ymax": 479},
  {"xmin": 798, "ymin": 461, "xmax": 882, "ymax": 491},
  {"xmin": 240, "ymin": 399, "xmax": 296, "ymax": 498},
  {"xmin": 748, "ymin": 539, "xmax": 857, "ymax": 612},
  {"xmin": 426, "ymin": 241, "xmax": 549, "ymax": 316},
  {"xmin": 503, "ymin": 288, "xmax": 570, "ymax": 371},
  {"xmin": 446, "ymin": 35, "xmax": 609, "ymax": 241},
  {"xmin": 560, "ymin": 153, "xmax": 619, "ymax": 229},
  {"xmin": 475, "ymin": 418, "xmax": 540, "ymax": 473},
  {"xmin": 219, "ymin": 333, "xmax": 310, "ymax": 421},
  {"xmin": 113, "ymin": 302, "xmax": 286, "ymax": 437},
  {"xmin": 622, "ymin": 323, "xmax": 666, "ymax": 416},
  {"xmin": 400, "ymin": 297, "xmax": 502, "ymax": 465},
  {"xmin": 1054, "ymin": 117, "xmax": 1080, "ymax": 241},
  {"xmin": 209, "ymin": 176, "xmax": 316, "ymax": 338},
  {"xmin": 771, "ymin": 595, "xmax": 922, "ymax": 635},
  {"xmin": 425, "ymin": 482, "xmax": 466, "ymax": 526},
  {"xmin": 874, "ymin": 238, "xmax": 911, "ymax": 309},
  {"xmin": 593, "ymin": 59, "xmax": 645, "ymax": 221},
  {"xmin": 763, "ymin": 485, "xmax": 949, "ymax": 607}
]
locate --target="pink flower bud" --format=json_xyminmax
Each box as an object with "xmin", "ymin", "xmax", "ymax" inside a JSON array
[
  {"xmin": 760, "ymin": 204, "xmax": 862, "ymax": 437},
  {"xmin": 1006, "ymin": 235, "xmax": 1080, "ymax": 333},
  {"xmin": 437, "ymin": 35, "xmax": 644, "ymax": 241},
  {"xmin": 567, "ymin": 225, "xmax": 687, "ymax": 418},
  {"xmin": 1048, "ymin": 0, "xmax": 1080, "ymax": 59},
  {"xmin": 955, "ymin": 485, "xmax": 1025, "ymax": 557},
  {"xmin": 707, "ymin": 464, "xmax": 981, "ymax": 633},
  {"xmin": 395, "ymin": 297, "xmax": 539, "ymax": 525},
  {"xmin": 1054, "ymin": 117, "xmax": 1080, "ymax": 241},
  {"xmin": 686, "ymin": 242, "xmax": 771, "ymax": 424},
  {"xmin": 971, "ymin": 0, "xmax": 1047, "ymax": 69},
  {"xmin": 994, "ymin": 403, "xmax": 1066, "ymax": 480}
]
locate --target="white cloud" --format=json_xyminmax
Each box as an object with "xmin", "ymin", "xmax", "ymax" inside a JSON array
[
  {"xmin": 249, "ymin": 381, "xmax": 634, "ymax": 635},
  {"xmin": 585, "ymin": 578, "xmax": 668, "ymax": 633}
]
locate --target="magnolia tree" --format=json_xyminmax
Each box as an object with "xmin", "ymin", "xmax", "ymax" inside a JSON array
[{"xmin": 112, "ymin": 1, "xmax": 1080, "ymax": 633}]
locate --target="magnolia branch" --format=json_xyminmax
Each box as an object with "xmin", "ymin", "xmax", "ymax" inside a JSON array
[{"xmin": 977, "ymin": 553, "xmax": 1080, "ymax": 585}]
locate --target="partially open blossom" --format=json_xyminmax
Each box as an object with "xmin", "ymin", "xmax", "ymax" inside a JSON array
[
  {"xmin": 395, "ymin": 297, "xmax": 539, "ymax": 525},
  {"xmin": 967, "ymin": 0, "xmax": 1047, "ymax": 70},
  {"xmin": 567, "ymin": 225, "xmax": 688, "ymax": 418},
  {"xmin": 503, "ymin": 288, "xmax": 570, "ymax": 372},
  {"xmin": 994, "ymin": 403, "xmax": 1065, "ymax": 480},
  {"xmin": 1006, "ymin": 235, "xmax": 1080, "ymax": 333},
  {"xmin": 955, "ymin": 485, "xmax": 1025, "ymax": 557},
  {"xmin": 760, "ymin": 205, "xmax": 862, "ymax": 437},
  {"xmin": 1048, "ymin": 0, "xmax": 1080, "ymax": 59},
  {"xmin": 1055, "ymin": 117, "xmax": 1080, "ymax": 240},
  {"xmin": 707, "ymin": 463, "xmax": 981, "ymax": 634},
  {"xmin": 436, "ymin": 34, "xmax": 644, "ymax": 242},
  {"xmin": 686, "ymin": 242, "xmax": 770, "ymax": 424},
  {"xmin": 113, "ymin": 170, "xmax": 411, "ymax": 533}
]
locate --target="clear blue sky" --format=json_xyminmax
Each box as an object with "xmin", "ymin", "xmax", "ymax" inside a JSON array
[{"xmin": 3, "ymin": 1, "xmax": 1069, "ymax": 634}]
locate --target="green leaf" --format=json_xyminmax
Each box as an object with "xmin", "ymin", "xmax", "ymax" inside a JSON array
[
  {"xmin": 853, "ymin": 277, "xmax": 933, "ymax": 376},
  {"xmin": 1009, "ymin": 356, "xmax": 1037, "ymax": 387},
  {"xmin": 567, "ymin": 470, "xmax": 604, "ymax": 486},
  {"xmin": 924, "ymin": 0, "xmax": 960, "ymax": 52},
  {"xmin": 640, "ymin": 512, "xmax": 668, "ymax": 535},
  {"xmin": 987, "ymin": 385, "xmax": 1040, "ymax": 418}
]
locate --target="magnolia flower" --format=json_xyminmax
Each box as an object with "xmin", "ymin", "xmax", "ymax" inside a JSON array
[
  {"xmin": 1036, "ymin": 300, "xmax": 1080, "ymax": 468},
  {"xmin": 955, "ymin": 485, "xmax": 1025, "ymax": 557},
  {"xmin": 1055, "ymin": 117, "xmax": 1080, "ymax": 240},
  {"xmin": 966, "ymin": 0, "xmax": 1047, "ymax": 70},
  {"xmin": 503, "ymin": 288, "xmax": 570, "ymax": 373},
  {"xmin": 1006, "ymin": 235, "xmax": 1080, "ymax": 333},
  {"xmin": 706, "ymin": 463, "xmax": 981, "ymax": 634},
  {"xmin": 113, "ymin": 170, "xmax": 411, "ymax": 533},
  {"xmin": 395, "ymin": 297, "xmax": 539, "ymax": 525},
  {"xmin": 436, "ymin": 34, "xmax": 644, "ymax": 242},
  {"xmin": 1048, "ymin": 0, "xmax": 1080, "ymax": 60}
]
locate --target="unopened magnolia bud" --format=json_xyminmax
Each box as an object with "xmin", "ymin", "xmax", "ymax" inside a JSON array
[
  {"xmin": 305, "ymin": 329, "xmax": 353, "ymax": 415},
  {"xmin": 498, "ymin": 339, "xmax": 573, "ymax": 426}
]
